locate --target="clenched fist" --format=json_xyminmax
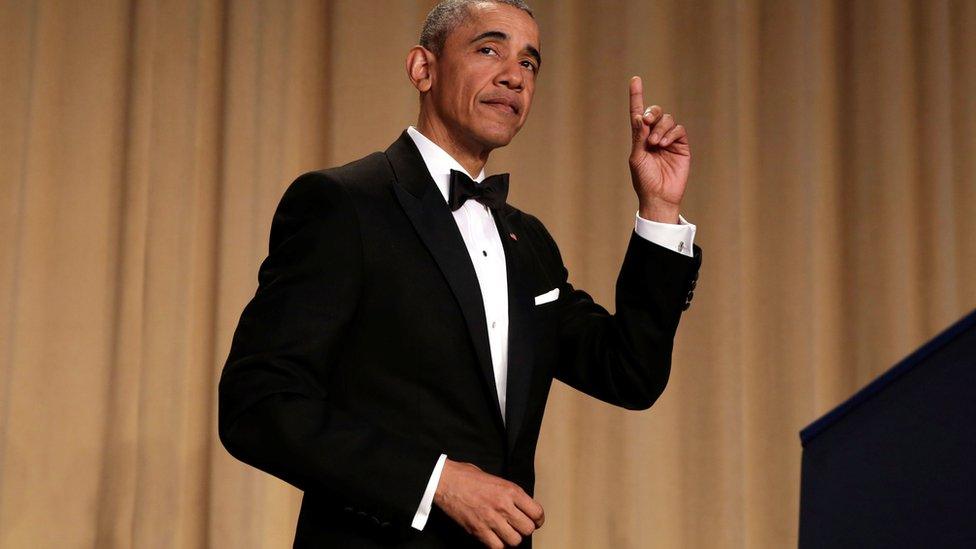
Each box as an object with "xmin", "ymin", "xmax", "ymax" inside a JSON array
[
  {"xmin": 628, "ymin": 75, "xmax": 692, "ymax": 224},
  {"xmin": 434, "ymin": 458, "xmax": 545, "ymax": 548}
]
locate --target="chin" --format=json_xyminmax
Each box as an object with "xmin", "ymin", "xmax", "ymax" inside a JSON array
[{"xmin": 475, "ymin": 124, "xmax": 520, "ymax": 149}]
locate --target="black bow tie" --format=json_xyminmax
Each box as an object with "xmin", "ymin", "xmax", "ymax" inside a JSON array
[{"xmin": 448, "ymin": 169, "xmax": 509, "ymax": 211}]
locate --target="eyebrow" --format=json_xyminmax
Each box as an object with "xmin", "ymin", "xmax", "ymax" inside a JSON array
[{"xmin": 469, "ymin": 30, "xmax": 542, "ymax": 68}]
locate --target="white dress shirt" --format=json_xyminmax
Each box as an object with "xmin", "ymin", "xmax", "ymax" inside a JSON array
[{"xmin": 404, "ymin": 125, "xmax": 697, "ymax": 530}]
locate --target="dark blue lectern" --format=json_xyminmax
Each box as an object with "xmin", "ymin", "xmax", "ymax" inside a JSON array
[{"xmin": 799, "ymin": 309, "xmax": 976, "ymax": 548}]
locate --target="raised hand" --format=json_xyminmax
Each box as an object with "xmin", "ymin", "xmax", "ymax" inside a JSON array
[
  {"xmin": 434, "ymin": 458, "xmax": 545, "ymax": 548},
  {"xmin": 628, "ymin": 75, "xmax": 691, "ymax": 224}
]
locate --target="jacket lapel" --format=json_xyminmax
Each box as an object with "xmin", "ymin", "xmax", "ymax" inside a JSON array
[
  {"xmin": 384, "ymin": 130, "xmax": 537, "ymax": 453},
  {"xmin": 384, "ymin": 131, "xmax": 506, "ymax": 436},
  {"xmin": 493, "ymin": 208, "xmax": 536, "ymax": 456}
]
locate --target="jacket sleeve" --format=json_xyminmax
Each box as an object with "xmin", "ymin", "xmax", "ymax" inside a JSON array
[
  {"xmin": 217, "ymin": 171, "xmax": 441, "ymax": 531},
  {"xmin": 532, "ymin": 218, "xmax": 702, "ymax": 410}
]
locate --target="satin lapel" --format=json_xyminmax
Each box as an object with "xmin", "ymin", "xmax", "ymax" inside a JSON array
[
  {"xmin": 385, "ymin": 131, "xmax": 506, "ymax": 435},
  {"xmin": 493, "ymin": 208, "xmax": 535, "ymax": 455}
]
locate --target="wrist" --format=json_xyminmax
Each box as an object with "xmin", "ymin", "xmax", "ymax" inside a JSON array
[{"xmin": 638, "ymin": 199, "xmax": 680, "ymax": 224}]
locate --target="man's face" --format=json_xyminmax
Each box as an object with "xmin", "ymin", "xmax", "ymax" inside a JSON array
[{"xmin": 426, "ymin": 3, "xmax": 541, "ymax": 150}]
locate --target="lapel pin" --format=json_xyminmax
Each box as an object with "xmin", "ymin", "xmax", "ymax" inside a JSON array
[{"xmin": 509, "ymin": 232, "xmax": 518, "ymax": 241}]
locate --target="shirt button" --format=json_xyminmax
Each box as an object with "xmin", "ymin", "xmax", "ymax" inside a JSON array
[
  {"xmin": 483, "ymin": 250, "xmax": 487, "ymax": 257},
  {"xmin": 491, "ymin": 321, "xmax": 496, "ymax": 329}
]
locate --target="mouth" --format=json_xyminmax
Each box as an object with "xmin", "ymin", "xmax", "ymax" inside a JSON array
[{"xmin": 480, "ymin": 98, "xmax": 520, "ymax": 116}]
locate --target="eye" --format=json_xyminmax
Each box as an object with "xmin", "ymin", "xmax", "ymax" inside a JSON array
[{"xmin": 478, "ymin": 45, "xmax": 536, "ymax": 73}]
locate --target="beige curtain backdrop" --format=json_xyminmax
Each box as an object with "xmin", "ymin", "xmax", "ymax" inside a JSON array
[{"xmin": 2, "ymin": 0, "xmax": 974, "ymax": 547}]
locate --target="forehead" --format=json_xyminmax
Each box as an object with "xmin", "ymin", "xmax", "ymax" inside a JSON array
[{"xmin": 447, "ymin": 3, "xmax": 540, "ymax": 47}]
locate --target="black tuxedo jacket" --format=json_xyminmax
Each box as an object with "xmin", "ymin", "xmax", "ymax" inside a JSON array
[{"xmin": 218, "ymin": 130, "xmax": 702, "ymax": 547}]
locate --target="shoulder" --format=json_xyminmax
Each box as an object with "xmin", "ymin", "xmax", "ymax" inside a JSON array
[
  {"xmin": 280, "ymin": 151, "xmax": 392, "ymax": 212},
  {"xmin": 270, "ymin": 151, "xmax": 391, "ymax": 250}
]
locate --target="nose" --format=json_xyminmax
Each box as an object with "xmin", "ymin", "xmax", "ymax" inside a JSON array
[{"xmin": 495, "ymin": 58, "xmax": 524, "ymax": 90}]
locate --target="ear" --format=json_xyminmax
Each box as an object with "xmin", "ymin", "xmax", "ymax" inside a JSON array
[{"xmin": 406, "ymin": 45, "xmax": 434, "ymax": 93}]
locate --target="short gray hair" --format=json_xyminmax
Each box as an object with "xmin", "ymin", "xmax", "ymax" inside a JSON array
[{"xmin": 420, "ymin": 0, "xmax": 534, "ymax": 57}]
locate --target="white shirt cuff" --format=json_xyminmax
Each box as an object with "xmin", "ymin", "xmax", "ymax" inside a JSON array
[
  {"xmin": 411, "ymin": 453, "xmax": 448, "ymax": 530},
  {"xmin": 634, "ymin": 212, "xmax": 696, "ymax": 257}
]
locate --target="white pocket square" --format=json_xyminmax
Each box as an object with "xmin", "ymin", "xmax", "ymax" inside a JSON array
[{"xmin": 534, "ymin": 287, "xmax": 560, "ymax": 305}]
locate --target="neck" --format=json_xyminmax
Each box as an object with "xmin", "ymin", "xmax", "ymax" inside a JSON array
[{"xmin": 416, "ymin": 115, "xmax": 490, "ymax": 177}]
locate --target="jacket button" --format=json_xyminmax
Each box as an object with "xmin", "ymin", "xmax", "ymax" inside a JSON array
[
  {"xmin": 343, "ymin": 506, "xmax": 353, "ymax": 513},
  {"xmin": 380, "ymin": 521, "xmax": 392, "ymax": 528}
]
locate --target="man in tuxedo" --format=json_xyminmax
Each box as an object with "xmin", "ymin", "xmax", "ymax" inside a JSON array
[{"xmin": 217, "ymin": 0, "xmax": 701, "ymax": 547}]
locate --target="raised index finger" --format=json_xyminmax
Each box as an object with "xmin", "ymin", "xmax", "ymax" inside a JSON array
[{"xmin": 629, "ymin": 75, "xmax": 645, "ymax": 117}]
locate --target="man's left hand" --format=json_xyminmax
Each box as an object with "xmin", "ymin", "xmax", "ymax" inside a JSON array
[{"xmin": 628, "ymin": 75, "xmax": 691, "ymax": 224}]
